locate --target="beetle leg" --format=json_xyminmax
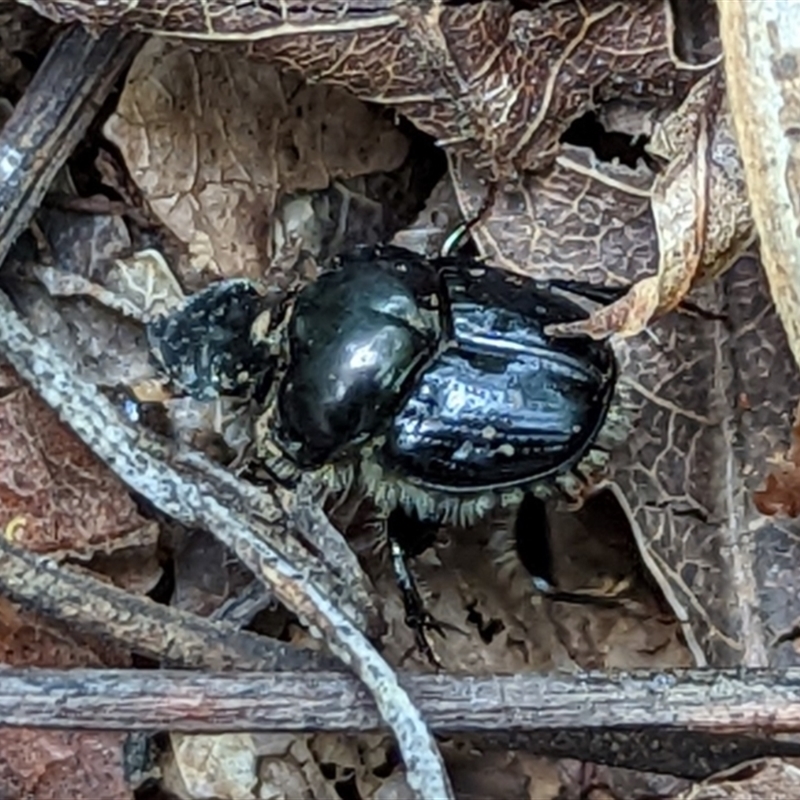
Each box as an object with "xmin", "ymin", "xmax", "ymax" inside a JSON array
[
  {"xmin": 439, "ymin": 184, "xmax": 498, "ymax": 257},
  {"xmin": 513, "ymin": 493, "xmax": 556, "ymax": 591},
  {"xmin": 514, "ymin": 494, "xmax": 633, "ymax": 609},
  {"xmin": 387, "ymin": 507, "xmax": 463, "ymax": 667},
  {"xmin": 389, "ymin": 538, "xmax": 444, "ymax": 668}
]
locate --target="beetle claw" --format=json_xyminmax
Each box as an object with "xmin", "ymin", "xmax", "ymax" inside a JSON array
[
  {"xmin": 390, "ymin": 536, "xmax": 452, "ymax": 667},
  {"xmin": 408, "ymin": 607, "xmax": 445, "ymax": 669}
]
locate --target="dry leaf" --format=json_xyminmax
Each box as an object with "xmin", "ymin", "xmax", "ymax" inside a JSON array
[
  {"xmin": 549, "ymin": 67, "xmax": 754, "ymax": 338},
  {"xmin": 754, "ymin": 399, "xmax": 800, "ymax": 517},
  {"xmin": 0, "ymin": 364, "xmax": 158, "ymax": 558},
  {"xmin": 257, "ymin": 0, "xmax": 707, "ymax": 177},
  {"xmin": 0, "ymin": 728, "xmax": 132, "ymax": 800},
  {"xmin": 169, "ymin": 733, "xmax": 258, "ymax": 800},
  {"xmin": 104, "ymin": 37, "xmax": 410, "ymax": 282},
  {"xmin": 557, "ymin": 759, "xmax": 691, "ymax": 800},
  {"xmin": 670, "ymin": 759, "xmax": 800, "ymax": 800}
]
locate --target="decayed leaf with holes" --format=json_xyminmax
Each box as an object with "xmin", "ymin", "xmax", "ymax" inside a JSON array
[
  {"xmin": 550, "ymin": 67, "xmax": 754, "ymax": 339},
  {"xmin": 0, "ymin": 364, "xmax": 158, "ymax": 558},
  {"xmin": 103, "ymin": 37, "xmax": 410, "ymax": 282}
]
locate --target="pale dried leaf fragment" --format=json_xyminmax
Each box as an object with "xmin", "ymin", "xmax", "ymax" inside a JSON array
[
  {"xmin": 34, "ymin": 248, "xmax": 185, "ymax": 323},
  {"xmin": 170, "ymin": 733, "xmax": 258, "ymax": 800},
  {"xmin": 104, "ymin": 37, "xmax": 409, "ymax": 282},
  {"xmin": 549, "ymin": 68, "xmax": 754, "ymax": 338},
  {"xmin": 671, "ymin": 759, "xmax": 800, "ymax": 799}
]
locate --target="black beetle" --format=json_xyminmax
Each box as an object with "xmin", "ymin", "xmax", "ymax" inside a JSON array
[
  {"xmin": 149, "ymin": 245, "xmax": 626, "ymax": 521},
  {"xmin": 148, "ymin": 245, "xmax": 629, "ymax": 659},
  {"xmin": 259, "ymin": 245, "xmax": 622, "ymax": 523}
]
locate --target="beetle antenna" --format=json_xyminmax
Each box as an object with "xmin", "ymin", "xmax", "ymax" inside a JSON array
[{"xmin": 439, "ymin": 183, "xmax": 497, "ymax": 258}]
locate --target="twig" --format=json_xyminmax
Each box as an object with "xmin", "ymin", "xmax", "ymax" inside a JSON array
[
  {"xmin": 718, "ymin": 1, "xmax": 800, "ymax": 371},
  {"xmin": 0, "ymin": 23, "xmax": 452, "ymax": 799},
  {"xmin": 0, "ymin": 665, "xmax": 795, "ymax": 733},
  {"xmin": 1, "ymin": 667, "xmax": 800, "ymax": 777},
  {"xmin": 0, "ymin": 537, "xmax": 333, "ymax": 671},
  {"xmin": 0, "ymin": 24, "xmax": 143, "ymax": 267}
]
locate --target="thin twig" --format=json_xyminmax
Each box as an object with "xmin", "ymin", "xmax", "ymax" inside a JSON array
[
  {"xmin": 1, "ymin": 665, "xmax": 797, "ymax": 733},
  {"xmin": 0, "ymin": 24, "xmax": 143, "ymax": 266},
  {"xmin": 0, "ymin": 537, "xmax": 333, "ymax": 671}
]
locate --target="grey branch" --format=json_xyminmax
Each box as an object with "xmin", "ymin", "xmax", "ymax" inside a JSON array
[
  {"xmin": 0, "ymin": 536, "xmax": 333, "ymax": 671},
  {"xmin": 1, "ymin": 667, "xmax": 800, "ymax": 778}
]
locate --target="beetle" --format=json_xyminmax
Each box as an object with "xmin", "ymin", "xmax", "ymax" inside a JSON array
[
  {"xmin": 260, "ymin": 246, "xmax": 622, "ymax": 516},
  {"xmin": 147, "ymin": 245, "xmax": 631, "ymax": 658}
]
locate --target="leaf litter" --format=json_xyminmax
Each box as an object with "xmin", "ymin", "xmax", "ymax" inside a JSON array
[{"xmin": 2, "ymin": 0, "xmax": 800, "ymax": 798}]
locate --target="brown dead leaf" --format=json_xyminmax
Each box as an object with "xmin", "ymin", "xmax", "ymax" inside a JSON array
[
  {"xmin": 0, "ymin": 728, "xmax": 132, "ymax": 800},
  {"xmin": 257, "ymin": 0, "xmax": 708, "ymax": 177},
  {"xmin": 22, "ymin": 1, "xmax": 705, "ymax": 180},
  {"xmin": 670, "ymin": 759, "xmax": 800, "ymax": 800},
  {"xmin": 557, "ymin": 759, "xmax": 691, "ymax": 800},
  {"xmin": 104, "ymin": 37, "xmax": 410, "ymax": 282},
  {"xmin": 0, "ymin": 363, "xmax": 157, "ymax": 558},
  {"xmin": 754, "ymin": 400, "xmax": 800, "ymax": 517},
  {"xmin": 0, "ymin": 593, "xmax": 131, "ymax": 668},
  {"xmin": 171, "ymin": 528, "xmax": 254, "ymax": 618}
]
